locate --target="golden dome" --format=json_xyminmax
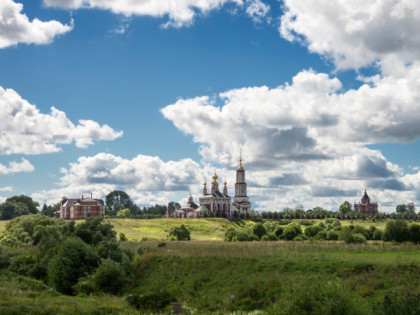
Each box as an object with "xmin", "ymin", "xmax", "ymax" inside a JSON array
[
  {"xmin": 212, "ymin": 173, "xmax": 218, "ymax": 180},
  {"xmin": 224, "ymin": 180, "xmax": 227, "ymax": 186},
  {"xmin": 203, "ymin": 181, "xmax": 207, "ymax": 186}
]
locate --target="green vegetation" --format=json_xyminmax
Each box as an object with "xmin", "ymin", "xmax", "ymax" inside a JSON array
[{"xmin": 1, "ymin": 215, "xmax": 420, "ymax": 314}]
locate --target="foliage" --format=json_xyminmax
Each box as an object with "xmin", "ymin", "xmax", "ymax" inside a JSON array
[
  {"xmin": 48, "ymin": 237, "xmax": 100, "ymax": 295},
  {"xmin": 340, "ymin": 227, "xmax": 366, "ymax": 244},
  {"xmin": 383, "ymin": 220, "xmax": 411, "ymax": 242},
  {"xmin": 127, "ymin": 289, "xmax": 174, "ymax": 312},
  {"xmin": 105, "ymin": 190, "xmax": 134, "ymax": 212},
  {"xmin": 119, "ymin": 232, "xmax": 128, "ymax": 241},
  {"xmin": 74, "ymin": 217, "xmax": 116, "ymax": 246},
  {"xmin": 5, "ymin": 195, "xmax": 39, "ymax": 214},
  {"xmin": 373, "ymin": 229, "xmax": 383, "ymax": 240},
  {"xmin": 91, "ymin": 259, "xmax": 125, "ymax": 294},
  {"xmin": 304, "ymin": 225, "xmax": 324, "ymax": 238},
  {"xmin": 168, "ymin": 224, "xmax": 191, "ymax": 240},
  {"xmin": 339, "ymin": 201, "xmax": 353, "ymax": 215},
  {"xmin": 252, "ymin": 223, "xmax": 266, "ymax": 239},
  {"xmin": 283, "ymin": 223, "xmax": 302, "ymax": 241},
  {"xmin": 409, "ymin": 223, "xmax": 420, "ymax": 244},
  {"xmin": 116, "ymin": 208, "xmax": 131, "ymax": 218}
]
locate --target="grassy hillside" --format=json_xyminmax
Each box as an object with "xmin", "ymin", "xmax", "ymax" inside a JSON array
[
  {"xmin": 0, "ymin": 217, "xmax": 390, "ymax": 241},
  {"xmin": 109, "ymin": 218, "xmax": 256, "ymax": 241}
]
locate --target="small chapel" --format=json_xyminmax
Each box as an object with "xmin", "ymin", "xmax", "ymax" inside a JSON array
[
  {"xmin": 174, "ymin": 152, "xmax": 251, "ymax": 219},
  {"xmin": 354, "ymin": 189, "xmax": 378, "ymax": 216}
]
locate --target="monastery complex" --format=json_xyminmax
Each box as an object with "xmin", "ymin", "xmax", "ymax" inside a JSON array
[{"xmin": 175, "ymin": 154, "xmax": 251, "ymax": 219}]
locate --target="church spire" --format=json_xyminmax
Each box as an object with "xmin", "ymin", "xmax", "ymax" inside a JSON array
[{"xmin": 237, "ymin": 147, "xmax": 244, "ymax": 171}]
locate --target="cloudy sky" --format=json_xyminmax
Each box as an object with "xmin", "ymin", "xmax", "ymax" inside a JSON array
[{"xmin": 1, "ymin": 0, "xmax": 420, "ymax": 212}]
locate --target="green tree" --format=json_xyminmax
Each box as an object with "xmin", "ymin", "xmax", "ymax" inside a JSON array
[
  {"xmin": 116, "ymin": 208, "xmax": 131, "ymax": 218},
  {"xmin": 383, "ymin": 220, "xmax": 411, "ymax": 242},
  {"xmin": 0, "ymin": 202, "xmax": 31, "ymax": 220},
  {"xmin": 407, "ymin": 203, "xmax": 416, "ymax": 214},
  {"xmin": 252, "ymin": 223, "xmax": 267, "ymax": 239},
  {"xmin": 410, "ymin": 223, "xmax": 420, "ymax": 244},
  {"xmin": 168, "ymin": 224, "xmax": 191, "ymax": 240},
  {"xmin": 5, "ymin": 195, "xmax": 39, "ymax": 214},
  {"xmin": 105, "ymin": 191, "xmax": 133, "ymax": 212},
  {"xmin": 339, "ymin": 201, "xmax": 353, "ymax": 215},
  {"xmin": 396, "ymin": 204, "xmax": 407, "ymax": 213},
  {"xmin": 283, "ymin": 223, "xmax": 302, "ymax": 241},
  {"xmin": 48, "ymin": 237, "xmax": 100, "ymax": 295}
]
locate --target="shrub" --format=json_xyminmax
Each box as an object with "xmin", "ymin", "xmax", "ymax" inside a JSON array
[
  {"xmin": 168, "ymin": 224, "xmax": 191, "ymax": 240},
  {"xmin": 383, "ymin": 220, "xmax": 411, "ymax": 242},
  {"xmin": 299, "ymin": 220, "xmax": 313, "ymax": 226},
  {"xmin": 278, "ymin": 219, "xmax": 292, "ymax": 226},
  {"xmin": 127, "ymin": 289, "xmax": 174, "ymax": 312},
  {"xmin": 48, "ymin": 237, "xmax": 100, "ymax": 295},
  {"xmin": 252, "ymin": 223, "xmax": 266, "ymax": 239},
  {"xmin": 261, "ymin": 235, "xmax": 270, "ymax": 241},
  {"xmin": 373, "ymin": 229, "xmax": 383, "ymax": 240},
  {"xmin": 74, "ymin": 217, "xmax": 116, "ymax": 246},
  {"xmin": 224, "ymin": 228, "xmax": 237, "ymax": 242},
  {"xmin": 92, "ymin": 259, "xmax": 125, "ymax": 294},
  {"xmin": 314, "ymin": 230, "xmax": 327, "ymax": 240},
  {"xmin": 410, "ymin": 223, "xmax": 420, "ymax": 244},
  {"xmin": 293, "ymin": 234, "xmax": 308, "ymax": 241},
  {"xmin": 274, "ymin": 226, "xmax": 284, "ymax": 238},
  {"xmin": 119, "ymin": 232, "xmax": 127, "ymax": 241},
  {"xmin": 327, "ymin": 231, "xmax": 339, "ymax": 240},
  {"xmin": 283, "ymin": 223, "xmax": 302, "ymax": 241},
  {"xmin": 352, "ymin": 233, "xmax": 367, "ymax": 243},
  {"xmin": 340, "ymin": 227, "xmax": 366, "ymax": 244},
  {"xmin": 325, "ymin": 218, "xmax": 341, "ymax": 226},
  {"xmin": 304, "ymin": 225, "xmax": 324, "ymax": 238}
]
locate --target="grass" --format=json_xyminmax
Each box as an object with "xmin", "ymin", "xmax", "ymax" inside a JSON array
[
  {"xmin": 109, "ymin": 218, "xmax": 256, "ymax": 241},
  {"xmin": 126, "ymin": 241, "xmax": 420, "ymax": 313}
]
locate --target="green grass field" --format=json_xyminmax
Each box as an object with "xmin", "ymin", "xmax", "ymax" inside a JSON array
[{"xmin": 0, "ymin": 216, "xmax": 419, "ymax": 314}]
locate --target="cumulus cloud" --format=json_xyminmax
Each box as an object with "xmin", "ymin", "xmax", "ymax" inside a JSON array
[
  {"xmin": 44, "ymin": 0, "xmax": 270, "ymax": 28},
  {"xmin": 0, "ymin": 86, "xmax": 123, "ymax": 155},
  {"xmin": 161, "ymin": 64, "xmax": 420, "ymax": 211},
  {"xmin": 0, "ymin": 158, "xmax": 34, "ymax": 174},
  {"xmin": 0, "ymin": 186, "xmax": 13, "ymax": 192},
  {"xmin": 32, "ymin": 152, "xmax": 217, "ymax": 206},
  {"xmin": 245, "ymin": 0, "xmax": 270, "ymax": 23},
  {"xmin": 280, "ymin": 0, "xmax": 420, "ymax": 70},
  {"xmin": 44, "ymin": 0, "xmax": 239, "ymax": 28},
  {"xmin": 0, "ymin": 0, "xmax": 72, "ymax": 49}
]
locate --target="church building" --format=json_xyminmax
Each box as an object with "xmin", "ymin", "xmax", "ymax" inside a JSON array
[
  {"xmin": 354, "ymin": 189, "xmax": 378, "ymax": 216},
  {"xmin": 175, "ymin": 152, "xmax": 251, "ymax": 219}
]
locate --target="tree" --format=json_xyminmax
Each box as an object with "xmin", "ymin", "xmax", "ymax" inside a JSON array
[
  {"xmin": 283, "ymin": 223, "xmax": 302, "ymax": 241},
  {"xmin": 407, "ymin": 203, "xmax": 416, "ymax": 214},
  {"xmin": 0, "ymin": 202, "xmax": 31, "ymax": 220},
  {"xmin": 339, "ymin": 201, "xmax": 353, "ymax": 215},
  {"xmin": 383, "ymin": 220, "xmax": 411, "ymax": 242},
  {"xmin": 396, "ymin": 204, "xmax": 407, "ymax": 213},
  {"xmin": 168, "ymin": 224, "xmax": 191, "ymax": 240},
  {"xmin": 105, "ymin": 191, "xmax": 133, "ymax": 212},
  {"xmin": 5, "ymin": 195, "xmax": 39, "ymax": 214},
  {"xmin": 252, "ymin": 223, "xmax": 267, "ymax": 239}
]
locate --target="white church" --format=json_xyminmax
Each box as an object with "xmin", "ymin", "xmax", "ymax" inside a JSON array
[{"xmin": 174, "ymin": 153, "xmax": 251, "ymax": 219}]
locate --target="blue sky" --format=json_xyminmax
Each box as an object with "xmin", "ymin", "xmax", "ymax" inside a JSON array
[{"xmin": 1, "ymin": 0, "xmax": 420, "ymax": 212}]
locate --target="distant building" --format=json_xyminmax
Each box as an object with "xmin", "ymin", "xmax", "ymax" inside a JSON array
[
  {"xmin": 354, "ymin": 189, "xmax": 378, "ymax": 216},
  {"xmin": 174, "ymin": 151, "xmax": 251, "ymax": 219},
  {"xmin": 57, "ymin": 194, "xmax": 105, "ymax": 219},
  {"xmin": 175, "ymin": 194, "xmax": 199, "ymax": 218}
]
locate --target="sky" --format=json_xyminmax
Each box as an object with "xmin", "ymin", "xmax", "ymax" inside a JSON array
[{"xmin": 1, "ymin": 0, "xmax": 420, "ymax": 212}]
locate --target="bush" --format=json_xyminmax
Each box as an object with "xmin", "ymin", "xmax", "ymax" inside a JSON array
[
  {"xmin": 327, "ymin": 231, "xmax": 339, "ymax": 240},
  {"xmin": 274, "ymin": 226, "xmax": 284, "ymax": 238},
  {"xmin": 283, "ymin": 223, "xmax": 302, "ymax": 241},
  {"xmin": 314, "ymin": 230, "xmax": 327, "ymax": 240},
  {"xmin": 168, "ymin": 224, "xmax": 191, "ymax": 240},
  {"xmin": 127, "ymin": 289, "xmax": 174, "ymax": 312},
  {"xmin": 325, "ymin": 218, "xmax": 341, "ymax": 226},
  {"xmin": 278, "ymin": 219, "xmax": 292, "ymax": 226},
  {"xmin": 92, "ymin": 259, "xmax": 125, "ymax": 294},
  {"xmin": 48, "ymin": 237, "xmax": 100, "ymax": 295},
  {"xmin": 74, "ymin": 217, "xmax": 116, "ymax": 246},
  {"xmin": 293, "ymin": 234, "xmax": 308, "ymax": 241},
  {"xmin": 261, "ymin": 235, "xmax": 270, "ymax": 241},
  {"xmin": 119, "ymin": 232, "xmax": 127, "ymax": 241},
  {"xmin": 383, "ymin": 220, "xmax": 411, "ymax": 242},
  {"xmin": 352, "ymin": 233, "xmax": 367, "ymax": 243},
  {"xmin": 340, "ymin": 227, "xmax": 366, "ymax": 244},
  {"xmin": 252, "ymin": 223, "xmax": 266, "ymax": 239},
  {"xmin": 304, "ymin": 225, "xmax": 324, "ymax": 238},
  {"xmin": 410, "ymin": 223, "xmax": 420, "ymax": 244},
  {"xmin": 373, "ymin": 229, "xmax": 383, "ymax": 240}
]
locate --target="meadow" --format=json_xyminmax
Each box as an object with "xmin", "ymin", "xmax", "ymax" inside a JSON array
[{"xmin": 0, "ymin": 217, "xmax": 419, "ymax": 314}]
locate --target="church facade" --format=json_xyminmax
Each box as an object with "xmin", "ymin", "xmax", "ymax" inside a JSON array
[
  {"xmin": 174, "ymin": 154, "xmax": 251, "ymax": 219},
  {"xmin": 354, "ymin": 189, "xmax": 378, "ymax": 216}
]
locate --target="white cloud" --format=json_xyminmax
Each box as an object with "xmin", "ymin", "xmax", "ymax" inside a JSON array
[
  {"xmin": 161, "ymin": 65, "xmax": 420, "ymax": 212},
  {"xmin": 280, "ymin": 0, "xmax": 420, "ymax": 70},
  {"xmin": 245, "ymin": 0, "xmax": 270, "ymax": 23},
  {"xmin": 0, "ymin": 186, "xmax": 13, "ymax": 192},
  {"xmin": 0, "ymin": 86, "xmax": 123, "ymax": 155},
  {"xmin": 0, "ymin": 158, "xmax": 34, "ymax": 174},
  {"xmin": 0, "ymin": 0, "xmax": 72, "ymax": 49},
  {"xmin": 44, "ymin": 0, "xmax": 245, "ymax": 28}
]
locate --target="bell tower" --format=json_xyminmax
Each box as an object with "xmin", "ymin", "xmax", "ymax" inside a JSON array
[{"xmin": 232, "ymin": 148, "xmax": 250, "ymax": 214}]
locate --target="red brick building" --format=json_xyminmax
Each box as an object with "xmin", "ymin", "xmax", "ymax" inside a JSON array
[
  {"xmin": 57, "ymin": 194, "xmax": 105, "ymax": 219},
  {"xmin": 354, "ymin": 189, "xmax": 378, "ymax": 216}
]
